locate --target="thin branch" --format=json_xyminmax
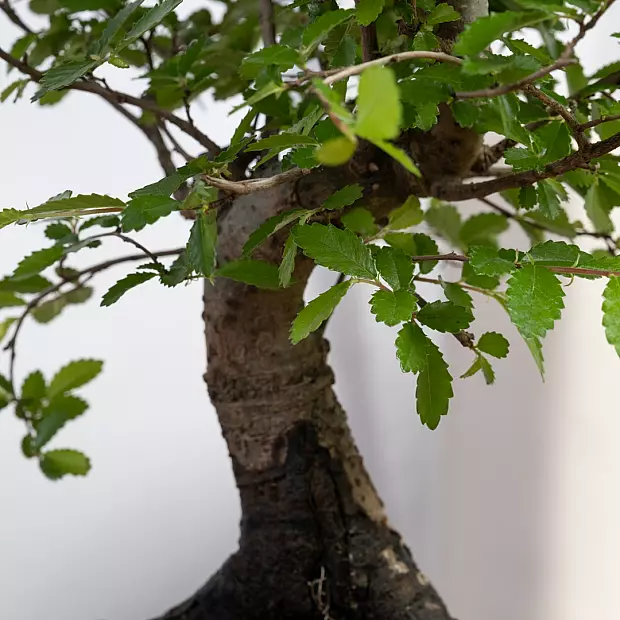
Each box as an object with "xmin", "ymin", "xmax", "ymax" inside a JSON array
[
  {"xmin": 560, "ymin": 0, "xmax": 617, "ymax": 60},
  {"xmin": 160, "ymin": 124, "xmax": 194, "ymax": 162},
  {"xmin": 322, "ymin": 51, "xmax": 462, "ymax": 86},
  {"xmin": 0, "ymin": 46, "xmax": 221, "ymax": 155},
  {"xmin": 204, "ymin": 167, "xmax": 312, "ymax": 195},
  {"xmin": 259, "ymin": 0, "xmax": 276, "ymax": 46},
  {"xmin": 0, "ymin": 0, "xmax": 34, "ymax": 34},
  {"xmin": 579, "ymin": 114, "xmax": 620, "ymax": 131}
]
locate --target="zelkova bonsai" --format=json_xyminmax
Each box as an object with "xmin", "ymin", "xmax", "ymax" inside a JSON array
[{"xmin": 1, "ymin": 0, "xmax": 620, "ymax": 617}]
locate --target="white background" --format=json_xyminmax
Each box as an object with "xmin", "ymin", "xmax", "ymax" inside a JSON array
[{"xmin": 1, "ymin": 4, "xmax": 620, "ymax": 620}]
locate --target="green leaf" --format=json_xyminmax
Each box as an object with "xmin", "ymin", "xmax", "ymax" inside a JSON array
[
  {"xmin": 240, "ymin": 45, "xmax": 302, "ymax": 79},
  {"xmin": 371, "ymin": 139, "xmax": 421, "ymax": 176},
  {"xmin": 243, "ymin": 209, "xmax": 307, "ymax": 256},
  {"xmin": 505, "ymin": 147, "xmax": 539, "ymax": 171},
  {"xmin": 33, "ymin": 60, "xmax": 98, "ymax": 101},
  {"xmin": 122, "ymin": 0, "xmax": 183, "ymax": 46},
  {"xmin": 355, "ymin": 66, "xmax": 401, "ymax": 142},
  {"xmin": 101, "ymin": 272, "xmax": 156, "ymax": 307},
  {"xmin": 39, "ymin": 449, "xmax": 91, "ymax": 480},
  {"xmin": 387, "ymin": 196, "xmax": 423, "ymax": 230},
  {"xmin": 537, "ymin": 180, "xmax": 563, "ymax": 220},
  {"xmin": 45, "ymin": 223, "xmax": 73, "ymax": 241},
  {"xmin": 48, "ymin": 359, "xmax": 103, "ymax": 400},
  {"xmin": 34, "ymin": 395, "xmax": 88, "ymax": 451},
  {"xmin": 290, "ymin": 280, "xmax": 353, "ymax": 344},
  {"xmin": 375, "ymin": 246, "xmax": 414, "ymax": 291},
  {"xmin": 0, "ymin": 208, "xmax": 22, "ymax": 230},
  {"xmin": 370, "ymin": 289, "xmax": 416, "ymax": 326},
  {"xmin": 0, "ymin": 317, "xmax": 17, "ymax": 343},
  {"xmin": 293, "ymin": 224, "xmax": 377, "ymax": 279},
  {"xmin": 92, "ymin": 0, "xmax": 144, "ymax": 56},
  {"xmin": 426, "ymin": 3, "xmax": 460, "ymax": 25},
  {"xmin": 454, "ymin": 10, "xmax": 550, "ymax": 56},
  {"xmin": 356, "ymin": 0, "xmax": 385, "ymax": 26},
  {"xmin": 528, "ymin": 240, "xmax": 581, "ymax": 267},
  {"xmin": 506, "ymin": 265, "xmax": 565, "ymax": 340},
  {"xmin": 215, "ymin": 259, "xmax": 282, "ymax": 289},
  {"xmin": 279, "ymin": 235, "xmax": 298, "ymax": 288},
  {"xmin": 342, "ymin": 208, "xmax": 378, "ymax": 237},
  {"xmin": 323, "ymin": 184, "xmax": 364, "ymax": 211},
  {"xmin": 396, "ymin": 322, "xmax": 428, "ymax": 373},
  {"xmin": 602, "ymin": 276, "xmax": 620, "ymax": 356},
  {"xmin": 461, "ymin": 354, "xmax": 495, "ymax": 385},
  {"xmin": 121, "ymin": 195, "xmax": 179, "ymax": 232},
  {"xmin": 316, "ymin": 137, "xmax": 357, "ymax": 166},
  {"xmin": 460, "ymin": 213, "xmax": 508, "ymax": 247},
  {"xmin": 477, "ymin": 332, "xmax": 509, "ymax": 358},
  {"xmin": 585, "ymin": 181, "xmax": 614, "ymax": 234},
  {"xmin": 186, "ymin": 211, "xmax": 217, "ymax": 277},
  {"xmin": 417, "ymin": 301, "xmax": 473, "ymax": 333},
  {"xmin": 246, "ymin": 133, "xmax": 318, "ymax": 152},
  {"xmin": 441, "ymin": 281, "xmax": 473, "ymax": 308},
  {"xmin": 451, "ymin": 101, "xmax": 479, "ymax": 128},
  {"xmin": 12, "ymin": 246, "xmax": 63, "ymax": 280},
  {"xmin": 32, "ymin": 296, "xmax": 67, "ymax": 324},
  {"xmin": 22, "ymin": 371, "xmax": 46, "ymax": 407},
  {"xmin": 524, "ymin": 335, "xmax": 545, "ymax": 379},
  {"xmin": 0, "ymin": 291, "xmax": 25, "ymax": 307},
  {"xmin": 468, "ymin": 245, "xmax": 514, "ymax": 277},
  {"xmin": 535, "ymin": 121, "xmax": 572, "ymax": 164},
  {"xmin": 425, "ymin": 201, "xmax": 462, "ymax": 248},
  {"xmin": 302, "ymin": 9, "xmax": 354, "ymax": 56},
  {"xmin": 413, "ymin": 233, "xmax": 439, "ymax": 274}
]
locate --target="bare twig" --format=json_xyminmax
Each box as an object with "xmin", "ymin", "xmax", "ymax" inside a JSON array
[
  {"xmin": 579, "ymin": 114, "xmax": 620, "ymax": 131},
  {"xmin": 0, "ymin": 0, "xmax": 34, "ymax": 34},
  {"xmin": 204, "ymin": 167, "xmax": 312, "ymax": 195}
]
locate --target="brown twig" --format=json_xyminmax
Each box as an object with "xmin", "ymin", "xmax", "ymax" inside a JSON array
[
  {"xmin": 204, "ymin": 167, "xmax": 312, "ymax": 195},
  {"xmin": 579, "ymin": 114, "xmax": 620, "ymax": 131},
  {"xmin": 0, "ymin": 0, "xmax": 34, "ymax": 34}
]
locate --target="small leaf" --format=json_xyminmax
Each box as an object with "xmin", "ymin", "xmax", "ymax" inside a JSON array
[
  {"xmin": 356, "ymin": 0, "xmax": 385, "ymax": 26},
  {"xmin": 602, "ymin": 276, "xmax": 620, "ymax": 356},
  {"xmin": 92, "ymin": 0, "xmax": 143, "ymax": 56},
  {"xmin": 395, "ymin": 322, "xmax": 427, "ymax": 373},
  {"xmin": 34, "ymin": 395, "xmax": 88, "ymax": 451},
  {"xmin": 12, "ymin": 246, "xmax": 63, "ymax": 280},
  {"xmin": 243, "ymin": 209, "xmax": 307, "ymax": 256},
  {"xmin": 323, "ymin": 184, "xmax": 364, "ymax": 211},
  {"xmin": 370, "ymin": 289, "xmax": 416, "ymax": 326},
  {"xmin": 355, "ymin": 66, "xmax": 401, "ymax": 141},
  {"xmin": 387, "ymin": 196, "xmax": 423, "ymax": 230},
  {"xmin": 48, "ymin": 360, "xmax": 103, "ymax": 400},
  {"xmin": 45, "ymin": 223, "xmax": 73, "ymax": 241},
  {"xmin": 39, "ymin": 449, "xmax": 91, "ymax": 480},
  {"xmin": 121, "ymin": 195, "xmax": 179, "ymax": 232},
  {"xmin": 122, "ymin": 0, "xmax": 183, "ymax": 45},
  {"xmin": 293, "ymin": 224, "xmax": 377, "ymax": 279},
  {"xmin": 0, "ymin": 275, "xmax": 51, "ymax": 294},
  {"xmin": 290, "ymin": 280, "xmax": 353, "ymax": 344},
  {"xmin": 102, "ymin": 272, "xmax": 155, "ymax": 307},
  {"xmin": 279, "ymin": 235, "xmax": 298, "ymax": 288},
  {"xmin": 33, "ymin": 60, "xmax": 98, "ymax": 101},
  {"xmin": 441, "ymin": 281, "xmax": 473, "ymax": 308},
  {"xmin": 316, "ymin": 137, "xmax": 357, "ymax": 166},
  {"xmin": 215, "ymin": 259, "xmax": 282, "ymax": 289},
  {"xmin": 468, "ymin": 245, "xmax": 514, "ymax": 277},
  {"xmin": 0, "ymin": 317, "xmax": 17, "ymax": 343},
  {"xmin": 477, "ymin": 332, "xmax": 509, "ymax": 358},
  {"xmin": 537, "ymin": 179, "xmax": 564, "ymax": 220},
  {"xmin": 302, "ymin": 9, "xmax": 354, "ymax": 55},
  {"xmin": 417, "ymin": 301, "xmax": 473, "ymax": 333},
  {"xmin": 22, "ymin": 370, "xmax": 46, "ymax": 405},
  {"xmin": 460, "ymin": 213, "xmax": 508, "ymax": 248},
  {"xmin": 525, "ymin": 336, "xmax": 545, "ymax": 379},
  {"xmin": 506, "ymin": 265, "xmax": 565, "ymax": 340},
  {"xmin": 425, "ymin": 201, "xmax": 462, "ymax": 248},
  {"xmin": 342, "ymin": 208, "xmax": 377, "ymax": 237},
  {"xmin": 426, "ymin": 3, "xmax": 460, "ymax": 26},
  {"xmin": 375, "ymin": 246, "xmax": 413, "ymax": 291},
  {"xmin": 240, "ymin": 45, "xmax": 302, "ymax": 79},
  {"xmin": 585, "ymin": 181, "xmax": 614, "ymax": 234},
  {"xmin": 186, "ymin": 211, "xmax": 217, "ymax": 277},
  {"xmin": 246, "ymin": 133, "xmax": 318, "ymax": 152},
  {"xmin": 413, "ymin": 233, "xmax": 439, "ymax": 274}
]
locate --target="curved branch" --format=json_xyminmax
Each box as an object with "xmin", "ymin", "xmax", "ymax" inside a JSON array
[{"xmin": 204, "ymin": 167, "xmax": 312, "ymax": 195}]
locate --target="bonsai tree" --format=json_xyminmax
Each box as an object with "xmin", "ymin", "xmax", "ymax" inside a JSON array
[{"xmin": 1, "ymin": 0, "xmax": 620, "ymax": 617}]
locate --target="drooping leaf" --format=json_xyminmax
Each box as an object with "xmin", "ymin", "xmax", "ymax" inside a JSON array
[
  {"xmin": 32, "ymin": 296, "xmax": 67, "ymax": 324},
  {"xmin": 101, "ymin": 272, "xmax": 156, "ymax": 307},
  {"xmin": 121, "ymin": 0, "xmax": 184, "ymax": 46},
  {"xmin": 215, "ymin": 259, "xmax": 282, "ymax": 289},
  {"xmin": 92, "ymin": 0, "xmax": 144, "ymax": 56},
  {"xmin": 417, "ymin": 301, "xmax": 474, "ymax": 333},
  {"xmin": 441, "ymin": 281, "xmax": 473, "ymax": 308},
  {"xmin": 585, "ymin": 182, "xmax": 614, "ymax": 234},
  {"xmin": 506, "ymin": 265, "xmax": 565, "ymax": 340},
  {"xmin": 12, "ymin": 246, "xmax": 63, "ymax": 280},
  {"xmin": 290, "ymin": 280, "xmax": 353, "ymax": 344},
  {"xmin": 48, "ymin": 359, "xmax": 103, "ymax": 400},
  {"xmin": 477, "ymin": 332, "xmax": 510, "ymax": 358},
  {"xmin": 243, "ymin": 209, "xmax": 307, "ymax": 256},
  {"xmin": 602, "ymin": 276, "xmax": 620, "ymax": 356},
  {"xmin": 370, "ymin": 289, "xmax": 416, "ymax": 326},
  {"xmin": 293, "ymin": 224, "xmax": 377, "ymax": 279},
  {"xmin": 186, "ymin": 211, "xmax": 217, "ymax": 277},
  {"xmin": 39, "ymin": 449, "xmax": 91, "ymax": 480},
  {"xmin": 279, "ymin": 235, "xmax": 298, "ymax": 288},
  {"xmin": 372, "ymin": 139, "xmax": 421, "ymax": 176},
  {"xmin": 0, "ymin": 317, "xmax": 17, "ymax": 343},
  {"xmin": 34, "ymin": 395, "xmax": 88, "ymax": 451},
  {"xmin": 33, "ymin": 60, "xmax": 98, "ymax": 101}
]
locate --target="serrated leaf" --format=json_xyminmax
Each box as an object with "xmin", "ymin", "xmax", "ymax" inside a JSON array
[
  {"xmin": 441, "ymin": 281, "xmax": 473, "ymax": 308},
  {"xmin": 45, "ymin": 223, "xmax": 73, "ymax": 241},
  {"xmin": 461, "ymin": 354, "xmax": 495, "ymax": 385},
  {"xmin": 342, "ymin": 208, "xmax": 378, "ymax": 236},
  {"xmin": 92, "ymin": 0, "xmax": 143, "ymax": 56},
  {"xmin": 417, "ymin": 301, "xmax": 473, "ymax": 333},
  {"xmin": 186, "ymin": 211, "xmax": 217, "ymax": 277},
  {"xmin": 48, "ymin": 360, "xmax": 103, "ymax": 400},
  {"xmin": 451, "ymin": 101, "xmax": 479, "ymax": 128},
  {"xmin": 477, "ymin": 332, "xmax": 509, "ymax": 358},
  {"xmin": 468, "ymin": 245, "xmax": 514, "ymax": 277},
  {"xmin": 293, "ymin": 223, "xmax": 377, "ymax": 279},
  {"xmin": 585, "ymin": 182, "xmax": 614, "ymax": 234},
  {"xmin": 215, "ymin": 259, "xmax": 282, "ymax": 289},
  {"xmin": 290, "ymin": 280, "xmax": 353, "ymax": 344},
  {"xmin": 323, "ymin": 184, "xmax": 364, "ymax": 211},
  {"xmin": 460, "ymin": 213, "xmax": 508, "ymax": 248},
  {"xmin": 426, "ymin": 3, "xmax": 460, "ymax": 25},
  {"xmin": 524, "ymin": 335, "xmax": 545, "ymax": 379},
  {"xmin": 356, "ymin": 0, "xmax": 384, "ymax": 26},
  {"xmin": 101, "ymin": 272, "xmax": 156, "ymax": 307},
  {"xmin": 462, "ymin": 261, "xmax": 500, "ymax": 290},
  {"xmin": 246, "ymin": 133, "xmax": 318, "ymax": 152},
  {"xmin": 40, "ymin": 449, "xmax": 90, "ymax": 479},
  {"xmin": 240, "ymin": 45, "xmax": 302, "ymax": 79},
  {"xmin": 454, "ymin": 10, "xmax": 550, "ymax": 56},
  {"xmin": 602, "ymin": 276, "xmax": 620, "ymax": 356},
  {"xmin": 375, "ymin": 246, "xmax": 414, "ymax": 291},
  {"xmin": 12, "ymin": 246, "xmax": 63, "ymax": 280},
  {"xmin": 302, "ymin": 9, "xmax": 354, "ymax": 56},
  {"xmin": 505, "ymin": 147, "xmax": 539, "ymax": 170},
  {"xmin": 34, "ymin": 395, "xmax": 88, "ymax": 451},
  {"xmin": 316, "ymin": 137, "xmax": 357, "ymax": 166},
  {"xmin": 355, "ymin": 66, "xmax": 401, "ymax": 142},
  {"xmin": 537, "ymin": 180, "xmax": 563, "ymax": 219},
  {"xmin": 121, "ymin": 195, "xmax": 179, "ymax": 232},
  {"xmin": 387, "ymin": 196, "xmax": 423, "ymax": 230},
  {"xmin": 506, "ymin": 265, "xmax": 565, "ymax": 340},
  {"xmin": 122, "ymin": 0, "xmax": 183, "ymax": 46},
  {"xmin": 243, "ymin": 209, "xmax": 307, "ymax": 256},
  {"xmin": 0, "ymin": 208, "xmax": 23, "ymax": 230},
  {"xmin": 396, "ymin": 322, "xmax": 427, "ymax": 373},
  {"xmin": 33, "ymin": 60, "xmax": 98, "ymax": 101},
  {"xmin": 370, "ymin": 289, "xmax": 416, "ymax": 326},
  {"xmin": 528, "ymin": 240, "xmax": 581, "ymax": 266},
  {"xmin": 279, "ymin": 235, "xmax": 298, "ymax": 288}
]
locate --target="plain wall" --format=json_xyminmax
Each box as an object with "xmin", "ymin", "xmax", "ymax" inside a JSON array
[{"xmin": 1, "ymin": 4, "xmax": 620, "ymax": 620}]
